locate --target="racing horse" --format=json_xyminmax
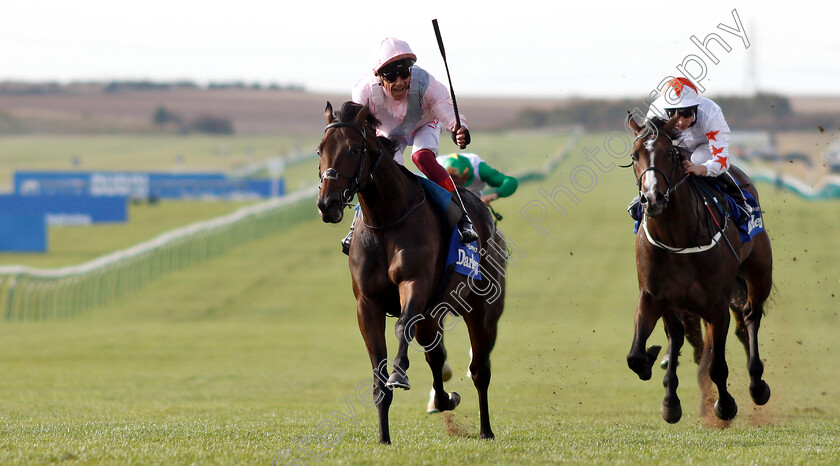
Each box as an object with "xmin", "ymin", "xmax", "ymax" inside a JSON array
[
  {"xmin": 625, "ymin": 113, "xmax": 773, "ymax": 423},
  {"xmin": 316, "ymin": 101, "xmax": 506, "ymax": 443}
]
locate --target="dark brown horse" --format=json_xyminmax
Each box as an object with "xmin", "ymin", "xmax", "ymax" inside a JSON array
[
  {"xmin": 625, "ymin": 114, "xmax": 773, "ymax": 423},
  {"xmin": 316, "ymin": 101, "xmax": 506, "ymax": 443}
]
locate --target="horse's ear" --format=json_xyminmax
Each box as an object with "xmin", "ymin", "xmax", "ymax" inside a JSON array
[
  {"xmin": 325, "ymin": 102, "xmax": 336, "ymax": 124},
  {"xmin": 626, "ymin": 112, "xmax": 644, "ymax": 135},
  {"xmin": 353, "ymin": 103, "xmax": 370, "ymax": 125},
  {"xmin": 663, "ymin": 112, "xmax": 680, "ymax": 134}
]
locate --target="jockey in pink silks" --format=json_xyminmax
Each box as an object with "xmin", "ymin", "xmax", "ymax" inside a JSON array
[{"xmin": 340, "ymin": 37, "xmax": 477, "ymax": 255}]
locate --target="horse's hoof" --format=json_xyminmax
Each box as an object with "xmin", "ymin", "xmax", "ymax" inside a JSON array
[
  {"xmin": 661, "ymin": 400, "xmax": 682, "ymax": 424},
  {"xmin": 442, "ymin": 361, "xmax": 453, "ymax": 382},
  {"xmin": 714, "ymin": 396, "xmax": 738, "ymax": 421},
  {"xmin": 426, "ymin": 388, "xmax": 440, "ymax": 414},
  {"xmin": 385, "ymin": 372, "xmax": 410, "ymax": 390},
  {"xmin": 480, "ymin": 429, "xmax": 495, "ymax": 440},
  {"xmin": 750, "ymin": 381, "xmax": 771, "ymax": 406},
  {"xmin": 426, "ymin": 389, "xmax": 460, "ymax": 412},
  {"xmin": 447, "ymin": 391, "xmax": 461, "ymax": 411},
  {"xmin": 660, "ymin": 355, "xmax": 679, "ymax": 370},
  {"xmin": 647, "ymin": 345, "xmax": 662, "ymax": 362}
]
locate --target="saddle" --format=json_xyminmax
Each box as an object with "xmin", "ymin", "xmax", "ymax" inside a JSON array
[{"xmin": 692, "ymin": 174, "xmax": 763, "ymax": 243}]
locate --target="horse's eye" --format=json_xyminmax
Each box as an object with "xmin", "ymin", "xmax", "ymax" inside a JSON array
[{"xmin": 631, "ymin": 151, "xmax": 639, "ymax": 161}]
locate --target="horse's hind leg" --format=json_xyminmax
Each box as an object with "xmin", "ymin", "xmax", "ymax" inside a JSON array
[
  {"xmin": 730, "ymin": 276, "xmax": 751, "ymax": 359},
  {"xmin": 683, "ymin": 312, "xmax": 704, "ymax": 365},
  {"xmin": 660, "ymin": 311, "xmax": 685, "ymax": 423},
  {"xmin": 416, "ymin": 316, "xmax": 461, "ymax": 414},
  {"xmin": 465, "ymin": 306, "xmax": 500, "ymax": 440},
  {"xmin": 627, "ymin": 292, "xmax": 664, "ymax": 381},
  {"xmin": 740, "ymin": 233, "xmax": 773, "ymax": 405},
  {"xmin": 706, "ymin": 308, "xmax": 738, "ymax": 421},
  {"xmin": 661, "ymin": 311, "xmax": 703, "ymax": 369},
  {"xmin": 389, "ymin": 280, "xmax": 434, "ymax": 390}
]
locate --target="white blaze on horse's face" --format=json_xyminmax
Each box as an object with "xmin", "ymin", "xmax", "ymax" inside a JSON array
[{"xmin": 642, "ymin": 138, "xmax": 658, "ymax": 193}]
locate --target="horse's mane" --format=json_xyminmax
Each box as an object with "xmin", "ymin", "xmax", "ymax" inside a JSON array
[
  {"xmin": 646, "ymin": 116, "xmax": 681, "ymax": 140},
  {"xmin": 337, "ymin": 101, "xmax": 399, "ymax": 155},
  {"xmin": 338, "ymin": 101, "xmax": 380, "ymax": 126}
]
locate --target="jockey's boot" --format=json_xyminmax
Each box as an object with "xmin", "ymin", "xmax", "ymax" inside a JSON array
[
  {"xmin": 717, "ymin": 172, "xmax": 752, "ymax": 225},
  {"xmin": 340, "ymin": 213, "xmax": 358, "ymax": 255},
  {"xmin": 445, "ymin": 197, "xmax": 479, "ymax": 244},
  {"xmin": 457, "ymin": 213, "xmax": 479, "ymax": 244},
  {"xmin": 627, "ymin": 195, "xmax": 642, "ymax": 221}
]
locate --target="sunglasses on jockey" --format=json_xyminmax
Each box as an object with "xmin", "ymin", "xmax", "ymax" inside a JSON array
[
  {"xmin": 666, "ymin": 106, "xmax": 698, "ymax": 119},
  {"xmin": 378, "ymin": 59, "xmax": 413, "ymax": 83}
]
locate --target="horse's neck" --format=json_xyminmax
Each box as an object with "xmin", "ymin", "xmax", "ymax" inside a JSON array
[
  {"xmin": 357, "ymin": 158, "xmax": 421, "ymax": 228},
  {"xmin": 646, "ymin": 178, "xmax": 702, "ymax": 242}
]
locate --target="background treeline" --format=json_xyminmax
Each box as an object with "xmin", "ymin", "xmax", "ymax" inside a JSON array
[
  {"xmin": 0, "ymin": 80, "xmax": 305, "ymax": 95},
  {"xmin": 505, "ymin": 93, "xmax": 840, "ymax": 131}
]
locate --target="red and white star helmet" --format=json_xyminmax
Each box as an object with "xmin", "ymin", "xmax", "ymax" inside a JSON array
[{"xmin": 651, "ymin": 77, "xmax": 701, "ymax": 112}]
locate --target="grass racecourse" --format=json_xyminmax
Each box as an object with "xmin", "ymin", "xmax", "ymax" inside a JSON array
[{"xmin": 1, "ymin": 132, "xmax": 839, "ymax": 464}]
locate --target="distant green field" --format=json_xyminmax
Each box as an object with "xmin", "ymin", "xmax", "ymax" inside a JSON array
[
  {"xmin": 1, "ymin": 128, "xmax": 838, "ymax": 464},
  {"xmin": 0, "ymin": 131, "xmax": 577, "ymax": 269}
]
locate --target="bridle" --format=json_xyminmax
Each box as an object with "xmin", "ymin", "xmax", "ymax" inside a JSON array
[
  {"xmin": 631, "ymin": 129, "xmax": 727, "ymax": 254},
  {"xmin": 319, "ymin": 120, "xmax": 383, "ymax": 206},
  {"xmin": 634, "ymin": 133, "xmax": 690, "ymax": 208}
]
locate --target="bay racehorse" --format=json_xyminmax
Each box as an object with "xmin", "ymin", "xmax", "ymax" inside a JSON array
[
  {"xmin": 316, "ymin": 101, "xmax": 506, "ymax": 443},
  {"xmin": 625, "ymin": 113, "xmax": 773, "ymax": 423}
]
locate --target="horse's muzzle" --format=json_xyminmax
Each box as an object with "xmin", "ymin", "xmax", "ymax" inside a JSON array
[
  {"xmin": 640, "ymin": 191, "xmax": 666, "ymax": 218},
  {"xmin": 317, "ymin": 195, "xmax": 344, "ymax": 223}
]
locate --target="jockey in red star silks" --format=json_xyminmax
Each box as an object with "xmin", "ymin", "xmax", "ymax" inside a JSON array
[{"xmin": 628, "ymin": 77, "xmax": 752, "ymax": 224}]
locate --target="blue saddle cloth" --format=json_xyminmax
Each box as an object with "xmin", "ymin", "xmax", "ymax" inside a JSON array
[
  {"xmin": 417, "ymin": 176, "xmax": 482, "ymax": 279},
  {"xmin": 632, "ymin": 178, "xmax": 765, "ymax": 244}
]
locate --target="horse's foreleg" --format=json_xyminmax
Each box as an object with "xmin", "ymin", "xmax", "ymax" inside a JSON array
[
  {"xmin": 627, "ymin": 292, "xmax": 663, "ymax": 381},
  {"xmin": 388, "ymin": 280, "xmax": 432, "ymax": 390},
  {"xmin": 357, "ymin": 298, "xmax": 393, "ymax": 444},
  {"xmin": 707, "ymin": 309, "xmax": 738, "ymax": 421},
  {"xmin": 660, "ymin": 311, "xmax": 685, "ymax": 423}
]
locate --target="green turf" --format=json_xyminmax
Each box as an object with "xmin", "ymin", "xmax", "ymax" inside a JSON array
[{"xmin": 1, "ymin": 133, "xmax": 839, "ymax": 464}]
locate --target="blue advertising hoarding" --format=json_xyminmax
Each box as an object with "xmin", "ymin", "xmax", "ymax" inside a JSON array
[
  {"xmin": 0, "ymin": 195, "xmax": 129, "ymax": 252},
  {"xmin": 14, "ymin": 171, "xmax": 283, "ymax": 199}
]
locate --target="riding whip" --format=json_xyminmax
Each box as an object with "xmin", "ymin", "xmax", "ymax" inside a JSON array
[
  {"xmin": 431, "ymin": 19, "xmax": 465, "ymax": 148},
  {"xmin": 702, "ymin": 197, "xmax": 740, "ymax": 260}
]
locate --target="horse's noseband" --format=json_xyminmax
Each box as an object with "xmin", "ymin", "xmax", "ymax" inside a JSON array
[{"xmin": 319, "ymin": 121, "xmax": 382, "ymax": 205}]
